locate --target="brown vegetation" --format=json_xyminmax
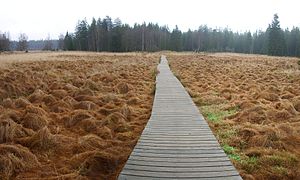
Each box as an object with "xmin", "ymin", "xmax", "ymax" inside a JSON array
[
  {"xmin": 169, "ymin": 53, "xmax": 300, "ymax": 180},
  {"xmin": 0, "ymin": 52, "xmax": 158, "ymax": 179}
]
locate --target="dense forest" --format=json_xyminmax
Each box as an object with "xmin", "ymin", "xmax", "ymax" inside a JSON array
[{"xmin": 1, "ymin": 14, "xmax": 300, "ymax": 57}]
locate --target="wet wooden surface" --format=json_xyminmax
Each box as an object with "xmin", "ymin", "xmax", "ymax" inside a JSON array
[{"xmin": 118, "ymin": 56, "xmax": 241, "ymax": 179}]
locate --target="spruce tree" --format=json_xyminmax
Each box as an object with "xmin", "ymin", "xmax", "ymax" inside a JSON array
[
  {"xmin": 267, "ymin": 14, "xmax": 286, "ymax": 56},
  {"xmin": 75, "ymin": 19, "xmax": 89, "ymax": 51},
  {"xmin": 64, "ymin": 32, "xmax": 74, "ymax": 50},
  {"xmin": 170, "ymin": 25, "xmax": 182, "ymax": 51},
  {"xmin": 0, "ymin": 32, "xmax": 10, "ymax": 51}
]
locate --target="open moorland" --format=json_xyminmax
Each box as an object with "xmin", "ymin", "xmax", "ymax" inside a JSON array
[
  {"xmin": 0, "ymin": 52, "xmax": 159, "ymax": 179},
  {"xmin": 168, "ymin": 53, "xmax": 300, "ymax": 180}
]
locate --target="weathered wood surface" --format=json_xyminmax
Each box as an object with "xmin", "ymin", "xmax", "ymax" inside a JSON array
[{"xmin": 118, "ymin": 56, "xmax": 241, "ymax": 179}]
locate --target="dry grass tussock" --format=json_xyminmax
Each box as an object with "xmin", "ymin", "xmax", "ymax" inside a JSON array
[
  {"xmin": 0, "ymin": 52, "xmax": 158, "ymax": 179},
  {"xmin": 169, "ymin": 53, "xmax": 300, "ymax": 180}
]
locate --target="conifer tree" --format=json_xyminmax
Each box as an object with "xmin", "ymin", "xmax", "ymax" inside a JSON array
[{"xmin": 267, "ymin": 14, "xmax": 286, "ymax": 56}]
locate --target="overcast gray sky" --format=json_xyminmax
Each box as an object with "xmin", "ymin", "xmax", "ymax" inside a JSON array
[{"xmin": 0, "ymin": 0, "xmax": 299, "ymax": 40}]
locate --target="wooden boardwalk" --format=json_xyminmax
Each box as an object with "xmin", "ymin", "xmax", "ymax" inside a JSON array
[{"xmin": 118, "ymin": 56, "xmax": 241, "ymax": 179}]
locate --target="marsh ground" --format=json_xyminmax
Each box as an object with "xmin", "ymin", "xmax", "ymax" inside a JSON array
[
  {"xmin": 1, "ymin": 51, "xmax": 300, "ymax": 180},
  {"xmin": 0, "ymin": 52, "xmax": 159, "ymax": 179},
  {"xmin": 168, "ymin": 53, "xmax": 300, "ymax": 180}
]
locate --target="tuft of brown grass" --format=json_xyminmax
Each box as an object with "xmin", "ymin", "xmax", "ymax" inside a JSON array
[
  {"xmin": 1, "ymin": 98, "xmax": 14, "ymax": 108},
  {"xmin": 66, "ymin": 110, "xmax": 93, "ymax": 127},
  {"xmin": 115, "ymin": 82, "xmax": 131, "ymax": 94},
  {"xmin": 24, "ymin": 127, "xmax": 58, "ymax": 151},
  {"xmin": 0, "ymin": 116, "xmax": 33, "ymax": 143},
  {"xmin": 120, "ymin": 104, "xmax": 133, "ymax": 121},
  {"xmin": 102, "ymin": 112, "xmax": 129, "ymax": 132},
  {"xmin": 28, "ymin": 89, "xmax": 46, "ymax": 103},
  {"xmin": 22, "ymin": 113, "xmax": 48, "ymax": 131},
  {"xmin": 74, "ymin": 101, "xmax": 99, "ymax": 111},
  {"xmin": 0, "ymin": 144, "xmax": 40, "ymax": 179},
  {"xmin": 77, "ymin": 134, "xmax": 111, "ymax": 152},
  {"xmin": 78, "ymin": 151, "xmax": 119, "ymax": 178},
  {"xmin": 14, "ymin": 97, "xmax": 31, "ymax": 108}
]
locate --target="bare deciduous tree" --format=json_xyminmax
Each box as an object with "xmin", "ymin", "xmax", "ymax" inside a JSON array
[
  {"xmin": 43, "ymin": 34, "xmax": 53, "ymax": 51},
  {"xmin": 17, "ymin": 33, "xmax": 28, "ymax": 51},
  {"xmin": 58, "ymin": 34, "xmax": 64, "ymax": 50}
]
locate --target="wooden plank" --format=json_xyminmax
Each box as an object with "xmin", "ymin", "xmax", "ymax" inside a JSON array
[
  {"xmin": 146, "ymin": 122, "xmax": 209, "ymax": 125},
  {"xmin": 124, "ymin": 164, "xmax": 236, "ymax": 172},
  {"xmin": 145, "ymin": 124, "xmax": 210, "ymax": 126},
  {"xmin": 147, "ymin": 124, "xmax": 209, "ymax": 126},
  {"xmin": 149, "ymin": 114, "xmax": 202, "ymax": 117},
  {"xmin": 143, "ymin": 125, "xmax": 210, "ymax": 128},
  {"xmin": 127, "ymin": 156, "xmax": 231, "ymax": 163},
  {"xmin": 141, "ymin": 134, "xmax": 216, "ymax": 137},
  {"xmin": 134, "ymin": 145, "xmax": 222, "ymax": 151},
  {"xmin": 142, "ymin": 129, "xmax": 213, "ymax": 132},
  {"xmin": 130, "ymin": 152, "xmax": 227, "ymax": 158},
  {"xmin": 133, "ymin": 148, "xmax": 224, "ymax": 154},
  {"xmin": 135, "ymin": 140, "xmax": 219, "ymax": 145},
  {"xmin": 136, "ymin": 143, "xmax": 220, "ymax": 148},
  {"xmin": 137, "ymin": 139, "xmax": 218, "ymax": 143},
  {"xmin": 148, "ymin": 120, "xmax": 208, "ymax": 124},
  {"xmin": 119, "ymin": 174, "xmax": 241, "ymax": 180},
  {"xmin": 140, "ymin": 134, "xmax": 215, "ymax": 138},
  {"xmin": 147, "ymin": 123, "xmax": 210, "ymax": 126},
  {"xmin": 151, "ymin": 112, "xmax": 199, "ymax": 115},
  {"xmin": 118, "ymin": 55, "xmax": 241, "ymax": 179},
  {"xmin": 120, "ymin": 169, "xmax": 240, "ymax": 178},
  {"xmin": 146, "ymin": 125, "xmax": 210, "ymax": 128},
  {"xmin": 118, "ymin": 174, "xmax": 241, "ymax": 180},
  {"xmin": 142, "ymin": 131, "xmax": 214, "ymax": 134},
  {"xmin": 136, "ymin": 140, "xmax": 219, "ymax": 145},
  {"xmin": 139, "ymin": 136, "xmax": 217, "ymax": 140},
  {"xmin": 141, "ymin": 133, "xmax": 216, "ymax": 136},
  {"xmin": 126, "ymin": 159, "xmax": 233, "ymax": 167},
  {"xmin": 142, "ymin": 131, "xmax": 213, "ymax": 134},
  {"xmin": 143, "ymin": 129, "xmax": 212, "ymax": 132}
]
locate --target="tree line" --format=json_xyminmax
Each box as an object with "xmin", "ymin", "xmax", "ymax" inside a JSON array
[
  {"xmin": 0, "ymin": 33, "xmax": 62, "ymax": 51},
  {"xmin": 1, "ymin": 14, "xmax": 300, "ymax": 57},
  {"xmin": 63, "ymin": 14, "xmax": 300, "ymax": 57}
]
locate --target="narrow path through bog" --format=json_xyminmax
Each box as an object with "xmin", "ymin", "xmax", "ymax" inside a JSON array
[{"xmin": 118, "ymin": 55, "xmax": 241, "ymax": 180}]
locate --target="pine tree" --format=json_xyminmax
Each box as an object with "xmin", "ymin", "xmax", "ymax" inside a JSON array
[
  {"xmin": 170, "ymin": 25, "xmax": 182, "ymax": 51},
  {"xmin": 0, "ymin": 32, "xmax": 10, "ymax": 51},
  {"xmin": 111, "ymin": 18, "xmax": 123, "ymax": 52},
  {"xmin": 88, "ymin": 18, "xmax": 97, "ymax": 51},
  {"xmin": 99, "ymin": 16, "xmax": 113, "ymax": 51},
  {"xmin": 64, "ymin": 32, "xmax": 75, "ymax": 50},
  {"xmin": 75, "ymin": 19, "xmax": 89, "ymax": 51},
  {"xmin": 267, "ymin": 14, "xmax": 286, "ymax": 56},
  {"xmin": 286, "ymin": 27, "xmax": 300, "ymax": 57}
]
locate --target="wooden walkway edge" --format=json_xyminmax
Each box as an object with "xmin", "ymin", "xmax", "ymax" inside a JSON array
[{"xmin": 118, "ymin": 56, "xmax": 242, "ymax": 179}]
